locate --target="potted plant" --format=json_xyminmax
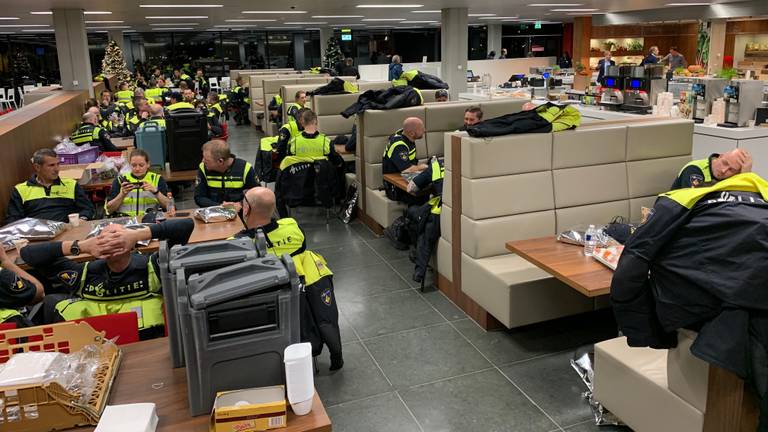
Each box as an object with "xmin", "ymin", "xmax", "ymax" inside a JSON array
[{"xmin": 602, "ymin": 40, "xmax": 616, "ymax": 52}]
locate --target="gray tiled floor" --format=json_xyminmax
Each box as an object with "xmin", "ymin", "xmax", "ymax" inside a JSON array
[{"xmin": 193, "ymin": 123, "xmax": 626, "ymax": 432}]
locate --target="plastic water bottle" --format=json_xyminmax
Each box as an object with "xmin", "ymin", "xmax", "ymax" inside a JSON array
[
  {"xmin": 167, "ymin": 192, "xmax": 176, "ymax": 217},
  {"xmin": 584, "ymin": 224, "xmax": 597, "ymax": 257}
]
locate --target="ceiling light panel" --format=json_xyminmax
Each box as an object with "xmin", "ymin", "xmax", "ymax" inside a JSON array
[
  {"xmin": 140, "ymin": 4, "xmax": 223, "ymax": 7},
  {"xmin": 150, "ymin": 22, "xmax": 199, "ymax": 25},
  {"xmin": 225, "ymin": 19, "xmax": 276, "ymax": 22},
  {"xmin": 0, "ymin": 17, "xmax": 19, "ymax": 20},
  {"xmin": 479, "ymin": 16, "xmax": 518, "ymax": 19},
  {"xmin": 242, "ymin": 10, "xmax": 307, "ymax": 14},
  {"xmin": 284, "ymin": 22, "xmax": 328, "ymax": 24},
  {"xmin": 411, "ymin": 10, "xmax": 439, "ymax": 13},
  {"xmin": 549, "ymin": 8, "xmax": 598, "ymax": 11},
  {"xmin": 529, "ymin": 3, "xmax": 583, "ymax": 5},
  {"xmin": 145, "ymin": 16, "xmax": 208, "ymax": 19},
  {"xmin": 361, "ymin": 18, "xmax": 405, "ymax": 21},
  {"xmin": 84, "ymin": 11, "xmax": 112, "ymax": 15},
  {"xmin": 0, "ymin": 24, "xmax": 48, "ymax": 27},
  {"xmin": 468, "ymin": 14, "xmax": 495, "ymax": 17},
  {"xmin": 86, "ymin": 26, "xmax": 131, "ymax": 29},
  {"xmin": 356, "ymin": 5, "xmax": 423, "ymax": 8},
  {"xmin": 312, "ymin": 15, "xmax": 364, "ymax": 18},
  {"xmin": 85, "ymin": 20, "xmax": 124, "ymax": 23},
  {"xmin": 665, "ymin": 2, "xmax": 712, "ymax": 4},
  {"xmin": 400, "ymin": 20, "xmax": 436, "ymax": 23}
]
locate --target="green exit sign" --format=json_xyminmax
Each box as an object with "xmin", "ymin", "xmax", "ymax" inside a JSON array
[{"xmin": 535, "ymin": 21, "xmax": 542, "ymax": 29}]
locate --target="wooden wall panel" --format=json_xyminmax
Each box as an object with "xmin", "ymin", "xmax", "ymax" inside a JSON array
[
  {"xmin": 0, "ymin": 91, "xmax": 88, "ymax": 222},
  {"xmin": 727, "ymin": 19, "xmax": 768, "ymax": 35},
  {"xmin": 725, "ymin": 34, "xmax": 736, "ymax": 60}
]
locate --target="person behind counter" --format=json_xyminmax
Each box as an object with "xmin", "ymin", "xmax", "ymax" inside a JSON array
[
  {"xmin": 106, "ymin": 149, "xmax": 170, "ymax": 217},
  {"xmin": 671, "ymin": 149, "xmax": 752, "ymax": 190},
  {"xmin": 660, "ymin": 46, "xmax": 687, "ymax": 79},
  {"xmin": 5, "ymin": 148, "xmax": 94, "ymax": 224},
  {"xmin": 640, "ymin": 46, "xmax": 660, "ymax": 66},
  {"xmin": 597, "ymin": 50, "xmax": 615, "ymax": 85},
  {"xmin": 195, "ymin": 139, "xmax": 258, "ymax": 211}
]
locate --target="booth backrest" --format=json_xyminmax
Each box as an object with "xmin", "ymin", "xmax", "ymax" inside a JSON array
[
  {"xmin": 231, "ymin": 68, "xmax": 295, "ymax": 81},
  {"xmin": 260, "ymin": 76, "xmax": 329, "ymax": 132},
  {"xmin": 279, "ymin": 78, "xmax": 358, "ymax": 123},
  {"xmin": 311, "ymin": 81, "xmax": 393, "ymax": 139},
  {"xmin": 357, "ymin": 98, "xmax": 528, "ymax": 215},
  {"xmin": 445, "ymin": 118, "xmax": 693, "ymax": 260}
]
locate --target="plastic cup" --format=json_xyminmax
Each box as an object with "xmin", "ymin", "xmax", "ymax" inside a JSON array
[{"xmin": 68, "ymin": 213, "xmax": 81, "ymax": 227}]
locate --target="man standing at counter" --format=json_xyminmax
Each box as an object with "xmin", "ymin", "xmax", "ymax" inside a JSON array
[
  {"xmin": 671, "ymin": 149, "xmax": 752, "ymax": 190},
  {"xmin": 661, "ymin": 46, "xmax": 687, "ymax": 79},
  {"xmin": 597, "ymin": 50, "xmax": 615, "ymax": 85}
]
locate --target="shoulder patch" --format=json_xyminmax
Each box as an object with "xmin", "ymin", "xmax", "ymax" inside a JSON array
[
  {"xmin": 400, "ymin": 152, "xmax": 409, "ymax": 161},
  {"xmin": 12, "ymin": 276, "xmax": 25, "ymax": 292},
  {"xmin": 57, "ymin": 270, "xmax": 79, "ymax": 286},
  {"xmin": 689, "ymin": 173, "xmax": 704, "ymax": 188},
  {"xmin": 321, "ymin": 287, "xmax": 333, "ymax": 306}
]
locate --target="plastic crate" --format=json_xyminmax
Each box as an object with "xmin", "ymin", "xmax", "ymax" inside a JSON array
[
  {"xmin": 58, "ymin": 146, "xmax": 99, "ymax": 165},
  {"xmin": 0, "ymin": 321, "xmax": 122, "ymax": 432}
]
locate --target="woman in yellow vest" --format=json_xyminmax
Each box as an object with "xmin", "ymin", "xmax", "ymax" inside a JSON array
[{"xmin": 106, "ymin": 149, "xmax": 170, "ymax": 217}]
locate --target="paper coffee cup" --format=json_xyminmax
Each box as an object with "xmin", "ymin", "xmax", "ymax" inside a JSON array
[{"xmin": 68, "ymin": 213, "xmax": 81, "ymax": 227}]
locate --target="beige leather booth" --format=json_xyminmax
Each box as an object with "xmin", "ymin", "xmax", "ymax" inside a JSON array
[
  {"xmin": 595, "ymin": 331, "xmax": 708, "ymax": 432},
  {"xmin": 440, "ymin": 118, "xmax": 693, "ymax": 329},
  {"xmin": 278, "ymin": 77, "xmax": 357, "ymax": 127},
  {"xmin": 311, "ymin": 81, "xmax": 393, "ymax": 143},
  {"xmin": 248, "ymin": 73, "xmax": 316, "ymax": 126},
  {"xmin": 231, "ymin": 68, "xmax": 296, "ymax": 81},
  {"xmin": 260, "ymin": 76, "xmax": 331, "ymax": 134},
  {"xmin": 356, "ymin": 99, "xmax": 529, "ymax": 231}
]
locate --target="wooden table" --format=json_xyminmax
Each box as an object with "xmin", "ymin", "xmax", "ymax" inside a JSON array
[
  {"xmin": 82, "ymin": 169, "xmax": 199, "ymax": 192},
  {"xmin": 71, "ymin": 338, "xmax": 332, "ymax": 432},
  {"xmin": 383, "ymin": 173, "xmax": 432, "ymax": 196},
  {"xmin": 8, "ymin": 214, "xmax": 244, "ymax": 265},
  {"xmin": 111, "ymin": 136, "xmax": 134, "ymax": 150},
  {"xmin": 505, "ymin": 236, "xmax": 613, "ymax": 297}
]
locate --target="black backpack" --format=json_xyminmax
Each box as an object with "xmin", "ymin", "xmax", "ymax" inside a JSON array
[{"xmin": 384, "ymin": 216, "xmax": 411, "ymax": 250}]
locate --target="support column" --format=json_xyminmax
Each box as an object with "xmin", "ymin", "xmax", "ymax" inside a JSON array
[
  {"xmin": 441, "ymin": 8, "xmax": 468, "ymax": 100},
  {"xmin": 319, "ymin": 27, "xmax": 333, "ymax": 65},
  {"xmin": 487, "ymin": 24, "xmax": 502, "ymax": 58},
  {"xmin": 293, "ymin": 33, "xmax": 306, "ymax": 70},
  {"xmin": 239, "ymin": 41, "xmax": 247, "ymax": 67},
  {"xmin": 108, "ymin": 30, "xmax": 124, "ymax": 50},
  {"xmin": 122, "ymin": 36, "xmax": 135, "ymax": 71},
  {"xmin": 708, "ymin": 19, "xmax": 727, "ymax": 74},
  {"xmin": 53, "ymin": 9, "xmax": 93, "ymax": 96},
  {"xmin": 572, "ymin": 16, "xmax": 592, "ymax": 90}
]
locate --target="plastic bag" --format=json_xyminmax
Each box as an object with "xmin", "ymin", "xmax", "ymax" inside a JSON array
[
  {"xmin": 55, "ymin": 138, "xmax": 87, "ymax": 153},
  {"xmin": 193, "ymin": 206, "xmax": 237, "ymax": 223},
  {"xmin": 86, "ymin": 218, "xmax": 152, "ymax": 247},
  {"xmin": 339, "ymin": 184, "xmax": 358, "ymax": 224},
  {"xmin": 570, "ymin": 348, "xmax": 624, "ymax": 426},
  {"xmin": 556, "ymin": 224, "xmax": 617, "ymax": 248}
]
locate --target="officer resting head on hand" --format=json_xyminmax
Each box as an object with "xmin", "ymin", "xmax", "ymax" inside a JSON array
[
  {"xmin": 0, "ymin": 245, "xmax": 44, "ymax": 327},
  {"xmin": 20, "ymin": 218, "xmax": 195, "ymax": 339},
  {"xmin": 671, "ymin": 149, "xmax": 752, "ymax": 190},
  {"xmin": 194, "ymin": 139, "xmax": 258, "ymax": 211},
  {"xmin": 5, "ymin": 148, "xmax": 95, "ymax": 225}
]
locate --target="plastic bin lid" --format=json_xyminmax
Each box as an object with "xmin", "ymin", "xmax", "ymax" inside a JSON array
[
  {"xmin": 187, "ymin": 257, "xmax": 290, "ymax": 310},
  {"xmin": 169, "ymin": 238, "xmax": 256, "ymax": 271}
]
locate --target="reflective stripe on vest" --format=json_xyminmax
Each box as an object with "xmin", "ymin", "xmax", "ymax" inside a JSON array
[
  {"xmin": 274, "ymin": 95, "xmax": 283, "ymax": 105},
  {"xmin": 261, "ymin": 136, "xmax": 278, "ymax": 151},
  {"xmin": 167, "ymin": 101, "xmax": 195, "ymax": 111},
  {"xmin": 115, "ymin": 90, "xmax": 134, "ymax": 104},
  {"xmin": 139, "ymin": 118, "xmax": 166, "ymax": 130},
  {"xmin": 289, "ymin": 134, "xmax": 330, "ymax": 158},
  {"xmin": 401, "ymin": 70, "xmax": 418, "ymax": 81},
  {"xmin": 71, "ymin": 124, "xmax": 102, "ymax": 145},
  {"xmin": 116, "ymin": 171, "xmax": 161, "ymax": 216},
  {"xmin": 429, "ymin": 158, "xmax": 445, "ymax": 215},
  {"xmin": 145, "ymin": 87, "xmax": 164, "ymax": 99},
  {"xmin": 414, "ymin": 88, "xmax": 424, "ymax": 105},
  {"xmin": 280, "ymin": 120, "xmax": 300, "ymax": 139},
  {"xmin": 0, "ymin": 308, "xmax": 21, "ymax": 323},
  {"xmin": 199, "ymin": 161, "xmax": 253, "ymax": 189},
  {"xmin": 208, "ymin": 102, "xmax": 223, "ymax": 116},
  {"xmin": 384, "ymin": 130, "xmax": 415, "ymax": 161},
  {"xmin": 286, "ymin": 103, "xmax": 301, "ymax": 118},
  {"xmin": 15, "ymin": 178, "xmax": 77, "ymax": 203},
  {"xmin": 678, "ymin": 159, "xmax": 713, "ymax": 184}
]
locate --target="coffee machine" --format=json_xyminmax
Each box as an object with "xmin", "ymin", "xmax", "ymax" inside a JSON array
[
  {"xmin": 719, "ymin": 79, "xmax": 765, "ymax": 127},
  {"xmin": 621, "ymin": 66, "xmax": 665, "ymax": 113},
  {"xmin": 690, "ymin": 78, "xmax": 727, "ymax": 123},
  {"xmin": 599, "ymin": 66, "xmax": 624, "ymax": 109}
]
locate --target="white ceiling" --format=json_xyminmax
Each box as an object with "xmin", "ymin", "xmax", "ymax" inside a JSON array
[{"xmin": 0, "ymin": 0, "xmax": 753, "ymax": 33}]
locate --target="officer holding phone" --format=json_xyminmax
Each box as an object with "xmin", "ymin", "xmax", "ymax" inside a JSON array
[{"xmin": 106, "ymin": 149, "xmax": 170, "ymax": 217}]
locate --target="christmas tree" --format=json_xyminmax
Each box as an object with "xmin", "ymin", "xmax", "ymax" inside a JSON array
[
  {"xmin": 101, "ymin": 39, "xmax": 132, "ymax": 84},
  {"xmin": 322, "ymin": 36, "xmax": 344, "ymax": 70},
  {"xmin": 12, "ymin": 50, "xmax": 32, "ymax": 81}
]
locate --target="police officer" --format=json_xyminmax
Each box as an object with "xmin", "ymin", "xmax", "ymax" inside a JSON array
[
  {"xmin": 166, "ymin": 92, "xmax": 195, "ymax": 113},
  {"xmin": 286, "ymin": 91, "xmax": 307, "ymax": 123},
  {"xmin": 195, "ymin": 139, "xmax": 258, "ymax": 209},
  {"xmin": 173, "ymin": 68, "xmax": 192, "ymax": 88},
  {"xmin": 194, "ymin": 68, "xmax": 208, "ymax": 96},
  {"xmin": 114, "ymin": 82, "xmax": 134, "ymax": 108},
  {"xmin": 105, "ymin": 149, "xmax": 170, "ymax": 217},
  {"xmin": 382, "ymin": 117, "xmax": 428, "ymax": 204},
  {"xmin": 268, "ymin": 94, "xmax": 284, "ymax": 124},
  {"xmin": 98, "ymin": 90, "xmax": 117, "ymax": 121},
  {"xmin": 280, "ymin": 109, "xmax": 341, "ymax": 164},
  {"xmin": 206, "ymin": 91, "xmax": 224, "ymax": 119},
  {"xmin": 274, "ymin": 107, "xmax": 306, "ymax": 164},
  {"xmin": 0, "ymin": 245, "xmax": 44, "ymax": 327},
  {"xmin": 144, "ymin": 79, "xmax": 168, "ymax": 105},
  {"xmin": 71, "ymin": 112, "xmax": 118, "ymax": 152},
  {"xmin": 137, "ymin": 104, "xmax": 166, "ymax": 131},
  {"xmin": 125, "ymin": 97, "xmax": 151, "ymax": 135},
  {"xmin": 21, "ymin": 219, "xmax": 195, "ymax": 339},
  {"xmin": 231, "ymin": 77, "xmax": 250, "ymax": 125},
  {"xmin": 407, "ymin": 156, "xmax": 444, "ymax": 285},
  {"xmin": 197, "ymin": 100, "xmax": 224, "ymax": 139},
  {"xmin": 5, "ymin": 149, "xmax": 95, "ymax": 224},
  {"xmin": 671, "ymin": 149, "xmax": 752, "ymax": 190},
  {"xmin": 234, "ymin": 187, "xmax": 343, "ymax": 371}
]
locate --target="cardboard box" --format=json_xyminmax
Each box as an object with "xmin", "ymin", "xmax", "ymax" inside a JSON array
[{"xmin": 210, "ymin": 386, "xmax": 287, "ymax": 432}]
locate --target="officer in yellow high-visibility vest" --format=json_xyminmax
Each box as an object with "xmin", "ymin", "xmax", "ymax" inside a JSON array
[
  {"xmin": 206, "ymin": 91, "xmax": 224, "ymax": 119},
  {"xmin": 106, "ymin": 149, "xmax": 170, "ymax": 217},
  {"xmin": 144, "ymin": 80, "xmax": 168, "ymax": 105},
  {"xmin": 671, "ymin": 149, "xmax": 752, "ymax": 190},
  {"xmin": 165, "ymin": 92, "xmax": 195, "ymax": 113},
  {"xmin": 233, "ymin": 187, "xmax": 343, "ymax": 371},
  {"xmin": 5, "ymin": 148, "xmax": 95, "ymax": 224},
  {"xmin": 277, "ymin": 109, "xmax": 341, "ymax": 166},
  {"xmin": 406, "ymin": 156, "xmax": 445, "ymax": 285},
  {"xmin": 138, "ymin": 104, "xmax": 166, "ymax": 130},
  {"xmin": 114, "ymin": 82, "xmax": 134, "ymax": 107},
  {"xmin": 21, "ymin": 219, "xmax": 195, "ymax": 339},
  {"xmin": 173, "ymin": 69, "xmax": 192, "ymax": 88},
  {"xmin": 285, "ymin": 90, "xmax": 307, "ymax": 123},
  {"xmin": 70, "ymin": 112, "xmax": 118, "ymax": 152},
  {"xmin": 195, "ymin": 139, "xmax": 258, "ymax": 209},
  {"xmin": 0, "ymin": 245, "xmax": 44, "ymax": 327}
]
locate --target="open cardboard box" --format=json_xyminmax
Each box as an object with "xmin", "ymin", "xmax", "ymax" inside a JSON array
[{"xmin": 210, "ymin": 385, "xmax": 287, "ymax": 432}]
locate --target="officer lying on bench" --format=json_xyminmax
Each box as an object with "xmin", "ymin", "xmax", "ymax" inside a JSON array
[{"xmin": 21, "ymin": 219, "xmax": 195, "ymax": 340}]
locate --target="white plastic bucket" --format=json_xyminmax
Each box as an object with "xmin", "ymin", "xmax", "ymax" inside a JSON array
[{"xmin": 284, "ymin": 343, "xmax": 314, "ymax": 416}]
